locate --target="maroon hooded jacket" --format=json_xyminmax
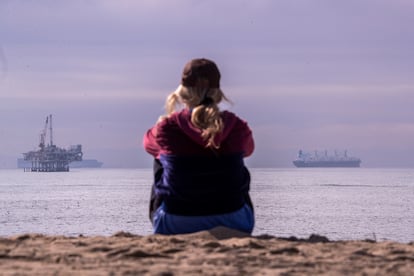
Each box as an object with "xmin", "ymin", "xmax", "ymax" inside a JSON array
[{"xmin": 143, "ymin": 108, "xmax": 254, "ymax": 216}]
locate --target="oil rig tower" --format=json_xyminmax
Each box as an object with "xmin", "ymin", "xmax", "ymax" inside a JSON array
[{"xmin": 23, "ymin": 114, "xmax": 83, "ymax": 172}]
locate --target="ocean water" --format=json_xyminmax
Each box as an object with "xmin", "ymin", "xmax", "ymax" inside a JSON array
[{"xmin": 0, "ymin": 168, "xmax": 413, "ymax": 242}]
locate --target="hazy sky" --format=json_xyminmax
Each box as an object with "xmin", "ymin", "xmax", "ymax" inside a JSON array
[{"xmin": 1, "ymin": 0, "xmax": 414, "ymax": 168}]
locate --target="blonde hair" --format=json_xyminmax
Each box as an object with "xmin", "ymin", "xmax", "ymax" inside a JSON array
[{"xmin": 165, "ymin": 85, "xmax": 229, "ymax": 148}]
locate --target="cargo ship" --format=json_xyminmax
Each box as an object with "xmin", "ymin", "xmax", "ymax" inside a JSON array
[{"xmin": 293, "ymin": 150, "xmax": 361, "ymax": 168}]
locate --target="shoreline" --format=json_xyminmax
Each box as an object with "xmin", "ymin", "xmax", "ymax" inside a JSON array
[{"xmin": 1, "ymin": 227, "xmax": 413, "ymax": 275}]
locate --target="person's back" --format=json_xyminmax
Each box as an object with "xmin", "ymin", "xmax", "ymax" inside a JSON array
[{"xmin": 143, "ymin": 58, "xmax": 255, "ymax": 235}]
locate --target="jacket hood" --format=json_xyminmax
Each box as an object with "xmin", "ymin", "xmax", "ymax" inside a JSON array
[{"xmin": 171, "ymin": 109, "xmax": 237, "ymax": 147}]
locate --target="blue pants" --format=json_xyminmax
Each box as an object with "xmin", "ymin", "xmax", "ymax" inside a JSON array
[{"xmin": 153, "ymin": 203, "xmax": 255, "ymax": 235}]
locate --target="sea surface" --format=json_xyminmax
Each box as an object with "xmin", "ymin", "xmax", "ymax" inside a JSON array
[{"xmin": 0, "ymin": 168, "xmax": 413, "ymax": 242}]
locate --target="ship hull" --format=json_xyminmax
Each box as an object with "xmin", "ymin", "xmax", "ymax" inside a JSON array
[
  {"xmin": 293, "ymin": 160, "xmax": 361, "ymax": 168},
  {"xmin": 70, "ymin": 159, "xmax": 103, "ymax": 168}
]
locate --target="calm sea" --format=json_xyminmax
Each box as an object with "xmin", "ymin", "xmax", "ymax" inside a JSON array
[{"xmin": 0, "ymin": 168, "xmax": 413, "ymax": 242}]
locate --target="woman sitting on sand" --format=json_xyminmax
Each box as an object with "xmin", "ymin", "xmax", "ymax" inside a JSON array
[{"xmin": 143, "ymin": 58, "xmax": 255, "ymax": 235}]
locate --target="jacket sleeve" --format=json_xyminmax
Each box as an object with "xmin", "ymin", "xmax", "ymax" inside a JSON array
[
  {"xmin": 143, "ymin": 126, "xmax": 161, "ymax": 158},
  {"xmin": 238, "ymin": 120, "xmax": 254, "ymax": 157},
  {"xmin": 224, "ymin": 115, "xmax": 254, "ymax": 157}
]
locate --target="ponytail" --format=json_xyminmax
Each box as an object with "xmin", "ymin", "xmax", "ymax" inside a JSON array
[
  {"xmin": 191, "ymin": 102, "xmax": 223, "ymax": 148},
  {"xmin": 165, "ymin": 85, "xmax": 229, "ymax": 149}
]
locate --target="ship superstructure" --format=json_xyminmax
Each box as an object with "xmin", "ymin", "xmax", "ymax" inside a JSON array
[
  {"xmin": 23, "ymin": 114, "xmax": 83, "ymax": 172},
  {"xmin": 293, "ymin": 150, "xmax": 361, "ymax": 168}
]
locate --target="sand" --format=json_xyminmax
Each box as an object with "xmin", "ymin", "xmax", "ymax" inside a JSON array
[{"xmin": 0, "ymin": 227, "xmax": 413, "ymax": 275}]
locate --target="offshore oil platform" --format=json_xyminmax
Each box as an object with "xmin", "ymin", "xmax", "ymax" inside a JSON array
[{"xmin": 22, "ymin": 114, "xmax": 83, "ymax": 172}]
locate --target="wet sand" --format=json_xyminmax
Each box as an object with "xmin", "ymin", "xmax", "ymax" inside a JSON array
[{"xmin": 1, "ymin": 227, "xmax": 413, "ymax": 275}]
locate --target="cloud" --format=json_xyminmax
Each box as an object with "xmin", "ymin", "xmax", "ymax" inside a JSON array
[
  {"xmin": 1, "ymin": 1, "xmax": 414, "ymax": 168},
  {"xmin": 0, "ymin": 45, "xmax": 7, "ymax": 79}
]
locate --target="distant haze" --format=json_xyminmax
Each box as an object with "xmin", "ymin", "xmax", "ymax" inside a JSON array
[{"xmin": 1, "ymin": 0, "xmax": 414, "ymax": 168}]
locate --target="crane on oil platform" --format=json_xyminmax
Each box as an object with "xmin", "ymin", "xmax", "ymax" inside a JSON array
[
  {"xmin": 39, "ymin": 114, "xmax": 53, "ymax": 149},
  {"xmin": 23, "ymin": 114, "xmax": 83, "ymax": 172}
]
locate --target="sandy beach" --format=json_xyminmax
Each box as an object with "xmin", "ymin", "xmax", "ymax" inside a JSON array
[{"xmin": 0, "ymin": 227, "xmax": 413, "ymax": 275}]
